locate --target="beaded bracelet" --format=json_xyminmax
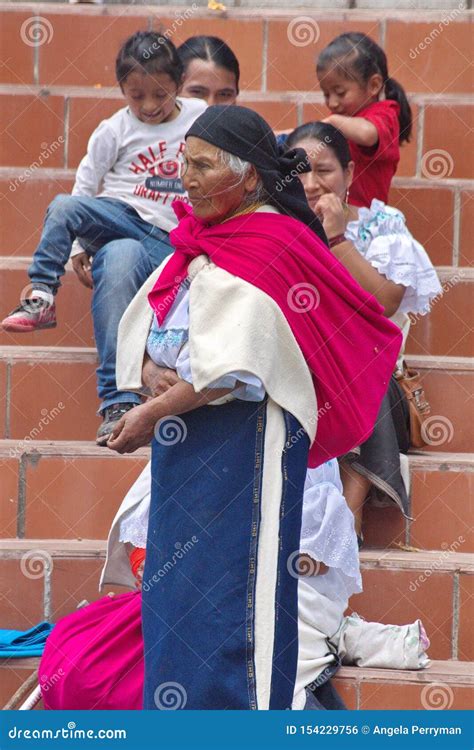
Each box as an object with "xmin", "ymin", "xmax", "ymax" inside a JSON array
[{"xmin": 328, "ymin": 233, "xmax": 347, "ymax": 249}]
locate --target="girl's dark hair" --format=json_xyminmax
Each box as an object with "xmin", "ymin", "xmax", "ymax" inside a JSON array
[
  {"xmin": 316, "ymin": 32, "xmax": 412, "ymax": 144},
  {"xmin": 286, "ymin": 122, "xmax": 352, "ymax": 170},
  {"xmin": 177, "ymin": 36, "xmax": 240, "ymax": 93},
  {"xmin": 116, "ymin": 31, "xmax": 183, "ymax": 87}
]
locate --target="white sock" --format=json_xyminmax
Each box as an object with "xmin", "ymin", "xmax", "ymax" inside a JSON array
[{"xmin": 31, "ymin": 289, "xmax": 54, "ymax": 306}]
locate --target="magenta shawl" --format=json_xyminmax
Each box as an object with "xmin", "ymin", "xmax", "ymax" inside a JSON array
[{"xmin": 149, "ymin": 203, "xmax": 402, "ymax": 467}]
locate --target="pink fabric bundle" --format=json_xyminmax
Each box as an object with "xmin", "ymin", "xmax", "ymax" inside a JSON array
[
  {"xmin": 40, "ymin": 592, "xmax": 143, "ymax": 710},
  {"xmin": 149, "ymin": 203, "xmax": 402, "ymax": 467}
]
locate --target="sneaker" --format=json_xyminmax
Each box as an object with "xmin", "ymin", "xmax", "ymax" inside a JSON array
[
  {"xmin": 96, "ymin": 402, "xmax": 137, "ymax": 446},
  {"xmin": 1, "ymin": 299, "xmax": 56, "ymax": 332}
]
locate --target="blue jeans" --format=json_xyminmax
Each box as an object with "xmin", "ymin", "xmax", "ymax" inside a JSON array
[{"xmin": 28, "ymin": 195, "xmax": 173, "ymax": 412}]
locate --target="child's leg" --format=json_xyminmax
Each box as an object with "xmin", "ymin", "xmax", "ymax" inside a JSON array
[
  {"xmin": 91, "ymin": 233, "xmax": 172, "ymax": 443},
  {"xmin": 27, "ymin": 195, "xmax": 156, "ymax": 295}
]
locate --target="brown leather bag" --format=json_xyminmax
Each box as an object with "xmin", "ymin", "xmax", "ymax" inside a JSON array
[{"xmin": 394, "ymin": 362, "xmax": 431, "ymax": 449}]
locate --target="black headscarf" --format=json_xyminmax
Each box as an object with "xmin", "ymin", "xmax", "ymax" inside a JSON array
[{"xmin": 185, "ymin": 105, "xmax": 328, "ymax": 245}]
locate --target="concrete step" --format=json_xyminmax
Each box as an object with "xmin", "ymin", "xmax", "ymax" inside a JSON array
[
  {"xmin": 0, "ymin": 539, "xmax": 472, "ymax": 662},
  {"xmin": 334, "ymin": 659, "xmax": 473, "ymax": 710},
  {"xmin": 1, "ymin": 165, "xmax": 472, "ymax": 271},
  {"xmin": 1, "ymin": 347, "xmax": 472, "ymax": 447},
  {"xmin": 1, "ymin": 656, "xmax": 471, "ymax": 711},
  {"xmin": 1, "ymin": 435, "xmax": 472, "ymax": 549},
  {"xmin": 1, "ymin": 255, "xmax": 473, "ymax": 358}
]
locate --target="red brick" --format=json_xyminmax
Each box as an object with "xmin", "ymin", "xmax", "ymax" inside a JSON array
[
  {"xmin": 0, "ymin": 93, "xmax": 64, "ymax": 168},
  {"xmin": 332, "ymin": 678, "xmax": 358, "ymax": 710},
  {"xmin": 360, "ymin": 680, "xmax": 473, "ymax": 710},
  {"xmin": 0, "ymin": 664, "xmax": 37, "ymax": 708},
  {"xmin": 397, "ymin": 103, "xmax": 418, "ymax": 178},
  {"xmin": 406, "ymin": 279, "xmax": 474, "ymax": 358},
  {"xmin": 0, "ymin": 558, "xmax": 44, "ymax": 629},
  {"xmin": 24, "ymin": 455, "xmax": 148, "ymax": 540},
  {"xmin": 150, "ymin": 17, "xmax": 264, "ymax": 94},
  {"xmin": 362, "ymin": 503, "xmax": 406, "ymax": 551},
  {"xmin": 50, "ymin": 558, "xmax": 130, "ymax": 621},
  {"xmin": 0, "ymin": 12, "xmax": 35, "ymax": 85},
  {"xmin": 301, "ymin": 102, "xmax": 330, "ymax": 125},
  {"xmin": 458, "ymin": 574, "xmax": 473, "ymax": 661},
  {"xmin": 0, "ymin": 458, "xmax": 19, "ymax": 538},
  {"xmin": 0, "ymin": 268, "xmax": 94, "ymax": 349},
  {"xmin": 416, "ymin": 368, "xmax": 474, "ymax": 453},
  {"xmin": 267, "ymin": 19, "xmax": 380, "ymax": 92},
  {"xmin": 410, "ymin": 471, "xmax": 474, "ymax": 552},
  {"xmin": 39, "ymin": 13, "xmax": 150, "ymax": 87},
  {"xmin": 50, "ymin": 557, "xmax": 103, "ymax": 621},
  {"xmin": 385, "ymin": 20, "xmax": 473, "ymax": 94},
  {"xmin": 459, "ymin": 190, "xmax": 473, "ymax": 267},
  {"xmin": 9, "ymin": 360, "xmax": 99, "ymax": 442},
  {"xmin": 67, "ymin": 96, "xmax": 123, "ymax": 169},
  {"xmin": 389, "ymin": 186, "xmax": 454, "ymax": 267},
  {"xmin": 423, "ymin": 105, "xmax": 473, "ymax": 180},
  {"xmin": 349, "ymin": 568, "xmax": 453, "ymax": 660},
  {"xmin": 244, "ymin": 100, "xmax": 298, "ymax": 131},
  {"xmin": 0, "ymin": 176, "xmax": 74, "ymax": 256},
  {"xmin": 0, "ymin": 361, "xmax": 7, "ymax": 437}
]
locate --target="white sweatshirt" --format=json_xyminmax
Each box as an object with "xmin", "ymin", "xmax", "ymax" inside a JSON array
[{"xmin": 70, "ymin": 97, "xmax": 206, "ymax": 256}]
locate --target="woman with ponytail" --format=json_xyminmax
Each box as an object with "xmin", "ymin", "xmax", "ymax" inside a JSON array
[{"xmin": 316, "ymin": 32, "xmax": 412, "ymax": 207}]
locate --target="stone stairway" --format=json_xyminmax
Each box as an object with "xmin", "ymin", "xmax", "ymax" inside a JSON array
[{"xmin": 0, "ymin": 3, "xmax": 472, "ymax": 710}]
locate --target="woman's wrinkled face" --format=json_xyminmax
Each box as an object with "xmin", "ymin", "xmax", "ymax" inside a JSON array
[
  {"xmin": 293, "ymin": 138, "xmax": 353, "ymax": 207},
  {"xmin": 182, "ymin": 136, "xmax": 257, "ymax": 223},
  {"xmin": 180, "ymin": 59, "xmax": 238, "ymax": 106}
]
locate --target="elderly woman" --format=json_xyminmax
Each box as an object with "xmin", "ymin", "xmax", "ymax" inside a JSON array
[{"xmin": 107, "ymin": 105, "xmax": 401, "ymax": 710}]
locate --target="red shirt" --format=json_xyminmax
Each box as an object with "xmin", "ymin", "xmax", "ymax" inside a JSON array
[{"xmin": 349, "ymin": 100, "xmax": 400, "ymax": 208}]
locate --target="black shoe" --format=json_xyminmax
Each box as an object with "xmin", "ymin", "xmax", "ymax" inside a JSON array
[{"xmin": 96, "ymin": 402, "xmax": 137, "ymax": 446}]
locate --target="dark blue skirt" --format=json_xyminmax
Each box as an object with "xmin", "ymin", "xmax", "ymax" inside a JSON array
[{"xmin": 141, "ymin": 398, "xmax": 309, "ymax": 710}]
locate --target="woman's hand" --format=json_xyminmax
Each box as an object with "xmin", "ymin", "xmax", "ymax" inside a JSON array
[
  {"xmin": 71, "ymin": 252, "xmax": 93, "ymax": 289},
  {"xmin": 142, "ymin": 357, "xmax": 180, "ymax": 397},
  {"xmin": 107, "ymin": 402, "xmax": 158, "ymax": 454},
  {"xmin": 135, "ymin": 560, "xmax": 145, "ymax": 590},
  {"xmin": 313, "ymin": 193, "xmax": 346, "ymax": 241}
]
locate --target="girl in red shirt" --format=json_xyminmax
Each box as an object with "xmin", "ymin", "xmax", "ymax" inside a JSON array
[{"xmin": 316, "ymin": 32, "xmax": 412, "ymax": 207}]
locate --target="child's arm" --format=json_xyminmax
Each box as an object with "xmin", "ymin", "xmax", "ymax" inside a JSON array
[
  {"xmin": 323, "ymin": 114, "xmax": 378, "ymax": 149},
  {"xmin": 72, "ymin": 121, "xmax": 120, "ymax": 197}
]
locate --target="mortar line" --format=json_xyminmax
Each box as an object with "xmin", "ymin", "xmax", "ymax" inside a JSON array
[
  {"xmin": 5, "ymin": 362, "xmax": 11, "ymax": 439},
  {"xmin": 44, "ymin": 559, "xmax": 52, "ymax": 622},
  {"xmin": 63, "ymin": 96, "xmax": 70, "ymax": 170},
  {"xmin": 17, "ymin": 455, "xmax": 27, "ymax": 539},
  {"xmin": 415, "ymin": 105, "xmax": 425, "ymax": 178},
  {"xmin": 452, "ymin": 189, "xmax": 461, "ymax": 267},
  {"xmin": 33, "ymin": 16, "xmax": 40, "ymax": 86},
  {"xmin": 451, "ymin": 571, "xmax": 460, "ymax": 660},
  {"xmin": 379, "ymin": 16, "xmax": 386, "ymax": 49},
  {"xmin": 261, "ymin": 19, "xmax": 268, "ymax": 93}
]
